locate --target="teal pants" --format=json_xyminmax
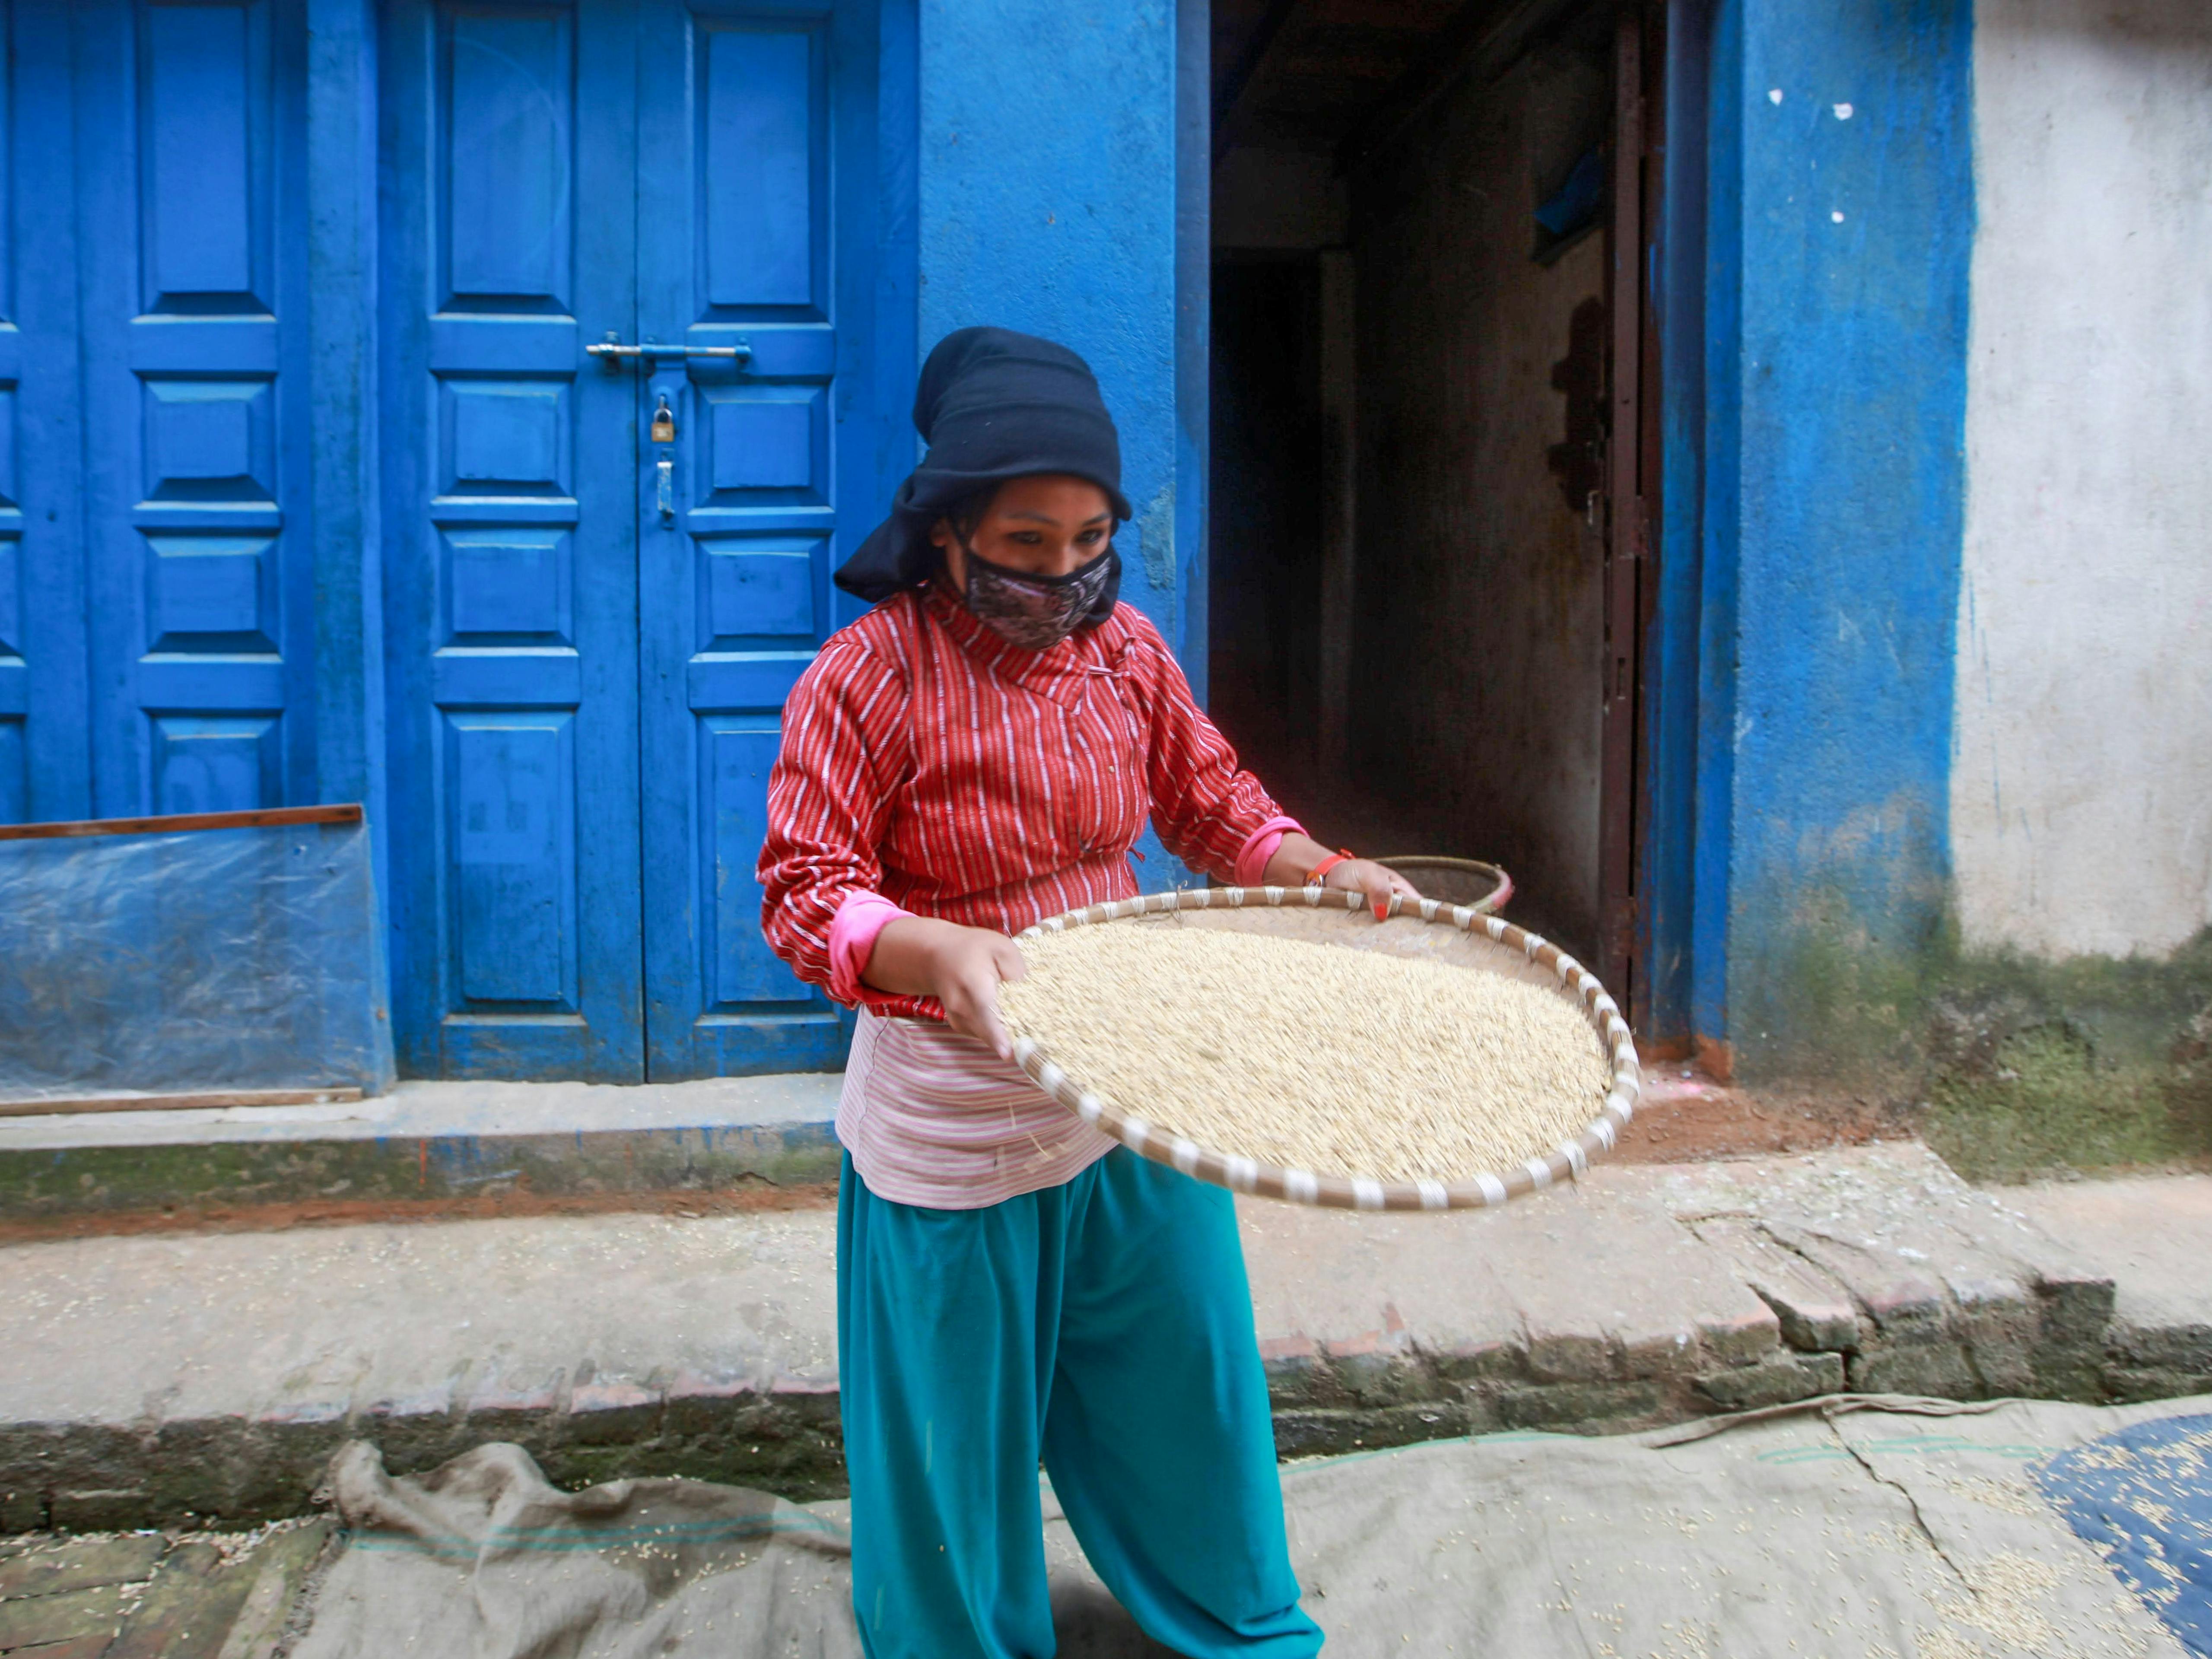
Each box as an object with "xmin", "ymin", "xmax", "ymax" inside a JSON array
[{"xmin": 837, "ymin": 1148, "xmax": 1325, "ymax": 1659}]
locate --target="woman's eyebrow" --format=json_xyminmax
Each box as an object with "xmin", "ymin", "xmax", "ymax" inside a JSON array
[{"xmin": 1002, "ymin": 510, "xmax": 1113, "ymax": 527}]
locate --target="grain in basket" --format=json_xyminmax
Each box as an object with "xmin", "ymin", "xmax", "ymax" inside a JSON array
[{"xmin": 999, "ymin": 918, "xmax": 1612, "ymax": 1185}]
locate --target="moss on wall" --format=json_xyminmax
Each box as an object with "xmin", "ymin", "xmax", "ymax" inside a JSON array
[
  {"xmin": 1924, "ymin": 1024, "xmax": 2183, "ymax": 1183},
  {"xmin": 1735, "ymin": 913, "xmax": 2212, "ymax": 1182}
]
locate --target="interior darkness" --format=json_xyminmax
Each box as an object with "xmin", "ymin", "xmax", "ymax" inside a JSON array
[
  {"xmin": 1208, "ymin": 258, "xmax": 1324, "ymax": 816},
  {"xmin": 1207, "ymin": 0, "xmax": 1616, "ymax": 959}
]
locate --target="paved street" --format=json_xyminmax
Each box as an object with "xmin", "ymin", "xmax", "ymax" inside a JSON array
[{"xmin": 0, "ymin": 1523, "xmax": 328, "ymax": 1659}]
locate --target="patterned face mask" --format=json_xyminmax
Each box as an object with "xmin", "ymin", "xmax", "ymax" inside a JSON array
[{"xmin": 957, "ymin": 542, "xmax": 1119, "ymax": 652}]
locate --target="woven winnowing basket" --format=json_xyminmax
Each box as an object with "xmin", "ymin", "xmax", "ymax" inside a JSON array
[{"xmin": 1010, "ymin": 886, "xmax": 1641, "ymax": 1211}]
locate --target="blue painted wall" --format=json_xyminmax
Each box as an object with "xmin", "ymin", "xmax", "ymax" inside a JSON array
[
  {"xmin": 1652, "ymin": 0, "xmax": 1975, "ymax": 1072},
  {"xmin": 917, "ymin": 0, "xmax": 1203, "ymax": 887}
]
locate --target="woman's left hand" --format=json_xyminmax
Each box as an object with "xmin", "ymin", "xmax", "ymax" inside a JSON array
[
  {"xmin": 1320, "ymin": 857, "xmax": 1422, "ymax": 921},
  {"xmin": 1263, "ymin": 834, "xmax": 1422, "ymax": 920}
]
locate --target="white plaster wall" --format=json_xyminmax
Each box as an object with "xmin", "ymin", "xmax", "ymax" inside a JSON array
[{"xmin": 1957, "ymin": 0, "xmax": 2212, "ymax": 957}]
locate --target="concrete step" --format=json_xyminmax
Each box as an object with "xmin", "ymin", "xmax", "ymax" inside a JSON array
[
  {"xmin": 0, "ymin": 1076, "xmax": 846, "ymax": 1232},
  {"xmin": 2003, "ymin": 1173, "xmax": 2212, "ymax": 1399},
  {"xmin": 3, "ymin": 1141, "xmax": 2208, "ymax": 1533}
]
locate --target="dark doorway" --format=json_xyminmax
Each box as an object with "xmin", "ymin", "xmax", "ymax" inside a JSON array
[
  {"xmin": 1210, "ymin": 258, "xmax": 1325, "ymax": 814},
  {"xmin": 1208, "ymin": 0, "xmax": 1660, "ymax": 1004}
]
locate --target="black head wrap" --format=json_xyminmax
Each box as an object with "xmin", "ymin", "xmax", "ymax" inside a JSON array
[{"xmin": 834, "ymin": 327, "xmax": 1133, "ymax": 603}]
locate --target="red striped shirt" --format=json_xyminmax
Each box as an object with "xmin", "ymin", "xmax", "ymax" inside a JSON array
[{"xmin": 760, "ymin": 585, "xmax": 1287, "ymax": 1023}]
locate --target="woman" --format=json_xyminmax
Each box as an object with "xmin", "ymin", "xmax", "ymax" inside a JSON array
[{"xmin": 760, "ymin": 327, "xmax": 1415, "ymax": 1659}]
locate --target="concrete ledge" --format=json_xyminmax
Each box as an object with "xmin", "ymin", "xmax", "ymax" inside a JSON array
[
  {"xmin": 0, "ymin": 1076, "xmax": 845, "ymax": 1224},
  {"xmin": 3, "ymin": 1143, "xmax": 2208, "ymax": 1531},
  {"xmin": 0, "ymin": 1384, "xmax": 851, "ymax": 1532},
  {"xmin": 1227, "ymin": 1144, "xmax": 2179, "ymax": 1456}
]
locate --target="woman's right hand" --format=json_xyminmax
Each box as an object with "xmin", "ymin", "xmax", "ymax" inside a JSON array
[{"xmin": 861, "ymin": 916, "xmax": 1030, "ymax": 1059}]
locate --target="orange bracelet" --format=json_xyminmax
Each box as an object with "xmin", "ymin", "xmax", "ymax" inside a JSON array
[{"xmin": 1304, "ymin": 850, "xmax": 1356, "ymax": 887}]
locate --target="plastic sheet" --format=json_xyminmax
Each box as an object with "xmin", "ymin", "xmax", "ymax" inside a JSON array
[
  {"xmin": 0, "ymin": 817, "xmax": 395, "ymax": 1101},
  {"xmin": 2038, "ymin": 1411, "xmax": 2212, "ymax": 1654}
]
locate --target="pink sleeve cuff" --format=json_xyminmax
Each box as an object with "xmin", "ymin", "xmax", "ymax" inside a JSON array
[
  {"xmin": 828, "ymin": 891, "xmax": 914, "ymax": 1005},
  {"xmin": 1233, "ymin": 816, "xmax": 1305, "ymax": 888}
]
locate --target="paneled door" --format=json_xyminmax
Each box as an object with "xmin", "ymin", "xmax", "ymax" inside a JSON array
[
  {"xmin": 383, "ymin": 0, "xmax": 902, "ymax": 1080},
  {"xmin": 382, "ymin": 2, "xmax": 645, "ymax": 1080},
  {"xmin": 2, "ymin": 0, "xmax": 316, "ymax": 827},
  {"xmin": 633, "ymin": 0, "xmax": 885, "ymax": 1078}
]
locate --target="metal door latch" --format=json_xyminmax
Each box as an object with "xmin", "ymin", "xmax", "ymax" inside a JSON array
[
  {"xmin": 656, "ymin": 457, "xmax": 675, "ymax": 525},
  {"xmin": 590, "ymin": 332, "xmax": 751, "ymax": 368}
]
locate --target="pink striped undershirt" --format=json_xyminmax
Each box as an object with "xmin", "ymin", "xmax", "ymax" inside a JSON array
[{"xmin": 836, "ymin": 1009, "xmax": 1120, "ymax": 1209}]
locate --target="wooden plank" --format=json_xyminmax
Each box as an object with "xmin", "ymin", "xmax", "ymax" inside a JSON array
[
  {"xmin": 1597, "ymin": 6, "xmax": 1651, "ymax": 1007},
  {"xmin": 1629, "ymin": 0, "xmax": 1669, "ymax": 1035},
  {"xmin": 0, "ymin": 1087, "xmax": 365, "ymax": 1119},
  {"xmin": 0, "ymin": 803, "xmax": 362, "ymax": 843}
]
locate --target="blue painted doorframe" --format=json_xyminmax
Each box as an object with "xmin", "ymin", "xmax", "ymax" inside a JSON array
[
  {"xmin": 1, "ymin": 4, "xmax": 85, "ymax": 827},
  {"xmin": 1637, "ymin": 0, "xmax": 1974, "ymax": 1074}
]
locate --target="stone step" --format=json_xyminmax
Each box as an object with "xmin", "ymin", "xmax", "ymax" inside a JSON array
[
  {"xmin": 2003, "ymin": 1173, "xmax": 2212, "ymax": 1401},
  {"xmin": 0, "ymin": 1076, "xmax": 846, "ymax": 1231},
  {"xmin": 2, "ymin": 1142, "xmax": 2207, "ymax": 1533}
]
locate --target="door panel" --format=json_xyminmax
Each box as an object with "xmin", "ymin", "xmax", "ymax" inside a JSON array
[
  {"xmin": 0, "ymin": 1, "xmax": 64, "ymax": 827},
  {"xmin": 74, "ymin": 0, "xmax": 314, "ymax": 821},
  {"xmin": 635, "ymin": 0, "xmax": 884, "ymax": 1078},
  {"xmin": 381, "ymin": 0, "xmax": 644, "ymax": 1079}
]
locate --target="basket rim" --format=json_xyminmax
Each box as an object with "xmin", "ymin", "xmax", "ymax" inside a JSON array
[
  {"xmin": 1373, "ymin": 855, "xmax": 1513, "ymax": 914},
  {"xmin": 1007, "ymin": 885, "xmax": 1641, "ymax": 1213}
]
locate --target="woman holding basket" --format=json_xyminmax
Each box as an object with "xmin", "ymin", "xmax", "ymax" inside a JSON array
[{"xmin": 759, "ymin": 326, "xmax": 1415, "ymax": 1659}]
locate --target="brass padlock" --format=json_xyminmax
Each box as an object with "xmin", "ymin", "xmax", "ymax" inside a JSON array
[{"xmin": 650, "ymin": 393, "xmax": 676, "ymax": 444}]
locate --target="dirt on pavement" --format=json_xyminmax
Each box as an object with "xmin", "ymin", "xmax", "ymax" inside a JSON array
[{"xmin": 1611, "ymin": 1068, "xmax": 1919, "ymax": 1163}]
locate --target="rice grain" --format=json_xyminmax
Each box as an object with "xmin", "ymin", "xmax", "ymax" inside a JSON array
[{"xmin": 1001, "ymin": 920, "xmax": 1613, "ymax": 1183}]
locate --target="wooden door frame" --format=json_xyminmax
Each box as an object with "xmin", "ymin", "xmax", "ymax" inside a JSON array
[{"xmin": 1597, "ymin": 0, "xmax": 1665, "ymax": 1016}]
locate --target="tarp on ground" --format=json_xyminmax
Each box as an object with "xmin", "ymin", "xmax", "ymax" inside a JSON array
[{"xmin": 295, "ymin": 1395, "xmax": 2212, "ymax": 1659}]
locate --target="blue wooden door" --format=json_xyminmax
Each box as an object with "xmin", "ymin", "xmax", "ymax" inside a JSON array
[
  {"xmin": 383, "ymin": 0, "xmax": 906, "ymax": 1079},
  {"xmin": 0, "ymin": 0, "xmax": 315, "ymax": 828},
  {"xmin": 635, "ymin": 0, "xmax": 895, "ymax": 1079},
  {"xmin": 381, "ymin": 1, "xmax": 646, "ymax": 1080}
]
